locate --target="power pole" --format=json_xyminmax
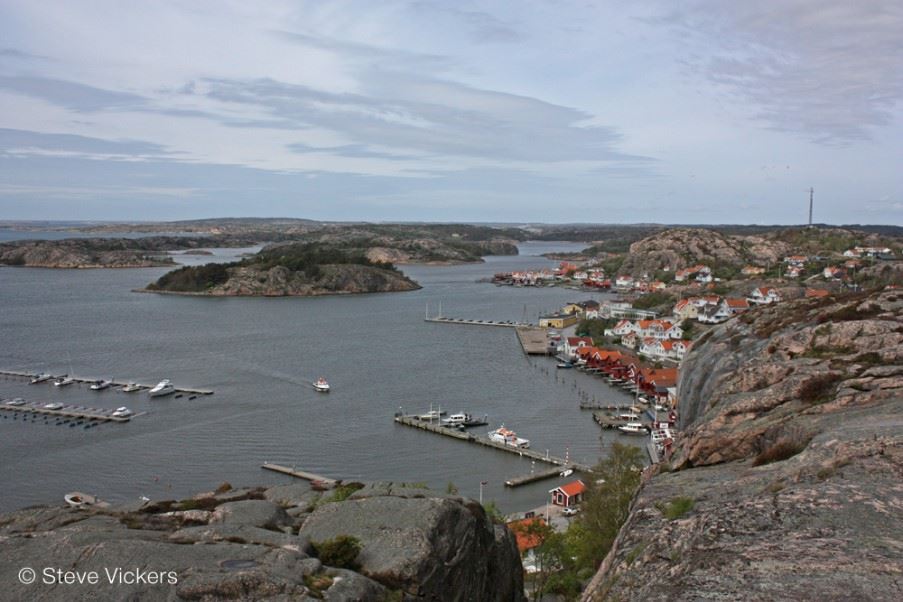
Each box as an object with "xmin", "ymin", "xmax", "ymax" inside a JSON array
[{"xmin": 808, "ymin": 187, "xmax": 814, "ymax": 228}]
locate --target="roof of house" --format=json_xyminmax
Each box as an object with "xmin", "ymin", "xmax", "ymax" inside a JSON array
[
  {"xmin": 507, "ymin": 517, "xmax": 547, "ymax": 553},
  {"xmin": 726, "ymin": 298, "xmax": 750, "ymax": 309},
  {"xmin": 552, "ymin": 480, "xmax": 586, "ymax": 498},
  {"xmin": 806, "ymin": 288, "xmax": 830, "ymax": 298},
  {"xmin": 567, "ymin": 336, "xmax": 593, "ymax": 346}
]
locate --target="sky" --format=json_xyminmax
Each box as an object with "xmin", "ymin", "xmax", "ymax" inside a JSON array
[{"xmin": 0, "ymin": 0, "xmax": 901, "ymax": 224}]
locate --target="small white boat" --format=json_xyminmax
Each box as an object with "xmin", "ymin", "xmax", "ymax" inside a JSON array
[
  {"xmin": 488, "ymin": 426, "xmax": 530, "ymax": 448},
  {"xmin": 313, "ymin": 377, "xmax": 330, "ymax": 393},
  {"xmin": 30, "ymin": 373, "xmax": 52, "ymax": 384},
  {"xmin": 148, "ymin": 379, "xmax": 175, "ymax": 397},
  {"xmin": 43, "ymin": 402, "xmax": 64, "ymax": 410},
  {"xmin": 64, "ymin": 492, "xmax": 101, "ymax": 508},
  {"xmin": 617, "ymin": 422, "xmax": 649, "ymax": 435},
  {"xmin": 5, "ymin": 398, "xmax": 26, "ymax": 406},
  {"xmin": 54, "ymin": 375, "xmax": 75, "ymax": 387},
  {"xmin": 560, "ymin": 468, "xmax": 574, "ymax": 478},
  {"xmin": 90, "ymin": 379, "xmax": 112, "ymax": 391},
  {"xmin": 111, "ymin": 406, "xmax": 133, "ymax": 418},
  {"xmin": 444, "ymin": 412, "xmax": 470, "ymax": 425},
  {"xmin": 616, "ymin": 412, "xmax": 640, "ymax": 421},
  {"xmin": 121, "ymin": 382, "xmax": 141, "ymax": 393}
]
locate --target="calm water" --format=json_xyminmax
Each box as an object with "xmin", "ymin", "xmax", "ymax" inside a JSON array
[{"xmin": 0, "ymin": 242, "xmax": 639, "ymax": 513}]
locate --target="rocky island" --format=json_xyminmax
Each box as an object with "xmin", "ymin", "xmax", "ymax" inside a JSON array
[
  {"xmin": 0, "ymin": 236, "xmax": 254, "ymax": 269},
  {"xmin": 144, "ymin": 242, "xmax": 421, "ymax": 296},
  {"xmin": 0, "ymin": 481, "xmax": 524, "ymax": 601},
  {"xmin": 582, "ymin": 288, "xmax": 903, "ymax": 601}
]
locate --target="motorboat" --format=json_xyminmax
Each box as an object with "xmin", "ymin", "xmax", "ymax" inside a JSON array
[
  {"xmin": 121, "ymin": 382, "xmax": 141, "ymax": 393},
  {"xmin": 556, "ymin": 361, "xmax": 573, "ymax": 369},
  {"xmin": 30, "ymin": 373, "xmax": 52, "ymax": 384},
  {"xmin": 43, "ymin": 402, "xmax": 64, "ymax": 410},
  {"xmin": 5, "ymin": 398, "xmax": 26, "ymax": 406},
  {"xmin": 443, "ymin": 412, "xmax": 469, "ymax": 426},
  {"xmin": 148, "ymin": 379, "xmax": 175, "ymax": 397},
  {"xmin": 313, "ymin": 377, "xmax": 330, "ymax": 393},
  {"xmin": 617, "ymin": 422, "xmax": 649, "ymax": 435},
  {"xmin": 616, "ymin": 412, "xmax": 641, "ymax": 421},
  {"xmin": 418, "ymin": 409, "xmax": 446, "ymax": 420},
  {"xmin": 54, "ymin": 375, "xmax": 75, "ymax": 387},
  {"xmin": 64, "ymin": 492, "xmax": 101, "ymax": 508},
  {"xmin": 488, "ymin": 426, "xmax": 530, "ymax": 448},
  {"xmin": 90, "ymin": 379, "xmax": 112, "ymax": 391},
  {"xmin": 111, "ymin": 406, "xmax": 133, "ymax": 418}
]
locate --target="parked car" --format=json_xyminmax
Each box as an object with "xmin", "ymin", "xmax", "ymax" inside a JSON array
[{"xmin": 562, "ymin": 507, "xmax": 579, "ymax": 516}]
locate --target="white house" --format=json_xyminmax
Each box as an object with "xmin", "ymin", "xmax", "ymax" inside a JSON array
[{"xmin": 748, "ymin": 287, "xmax": 782, "ymax": 305}]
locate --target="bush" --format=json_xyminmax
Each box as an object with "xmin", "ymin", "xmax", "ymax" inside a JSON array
[
  {"xmin": 753, "ymin": 435, "xmax": 811, "ymax": 466},
  {"xmin": 325, "ymin": 482, "xmax": 365, "ymax": 503},
  {"xmin": 658, "ymin": 496, "xmax": 694, "ymax": 520},
  {"xmin": 311, "ymin": 535, "xmax": 362, "ymax": 570},
  {"xmin": 799, "ymin": 373, "xmax": 842, "ymax": 403}
]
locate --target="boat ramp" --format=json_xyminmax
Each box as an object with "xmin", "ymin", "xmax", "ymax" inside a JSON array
[{"xmin": 0, "ymin": 369, "xmax": 213, "ymax": 395}]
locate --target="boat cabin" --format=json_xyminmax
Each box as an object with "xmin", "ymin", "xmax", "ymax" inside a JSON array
[{"xmin": 550, "ymin": 479, "xmax": 586, "ymax": 508}]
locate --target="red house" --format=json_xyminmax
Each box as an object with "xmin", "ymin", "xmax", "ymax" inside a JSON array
[{"xmin": 550, "ymin": 480, "xmax": 586, "ymax": 507}]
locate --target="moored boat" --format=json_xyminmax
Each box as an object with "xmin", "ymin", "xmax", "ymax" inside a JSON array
[
  {"xmin": 30, "ymin": 373, "xmax": 52, "ymax": 384},
  {"xmin": 90, "ymin": 379, "xmax": 112, "ymax": 391},
  {"xmin": 617, "ymin": 422, "xmax": 649, "ymax": 435},
  {"xmin": 111, "ymin": 406, "xmax": 133, "ymax": 418},
  {"xmin": 148, "ymin": 379, "xmax": 175, "ymax": 397},
  {"xmin": 54, "ymin": 375, "xmax": 75, "ymax": 387},
  {"xmin": 488, "ymin": 426, "xmax": 530, "ymax": 448},
  {"xmin": 121, "ymin": 382, "xmax": 141, "ymax": 393}
]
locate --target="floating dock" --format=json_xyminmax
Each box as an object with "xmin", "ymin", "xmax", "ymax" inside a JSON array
[
  {"xmin": 0, "ymin": 369, "xmax": 213, "ymax": 395},
  {"xmin": 505, "ymin": 466, "xmax": 570, "ymax": 488},
  {"xmin": 261, "ymin": 463, "xmax": 338, "ymax": 486},
  {"xmin": 515, "ymin": 327, "xmax": 552, "ymax": 355},
  {"xmin": 579, "ymin": 401, "xmax": 643, "ymax": 411},
  {"xmin": 0, "ymin": 400, "xmax": 134, "ymax": 423},
  {"xmin": 424, "ymin": 317, "xmax": 529, "ymax": 328},
  {"xmin": 394, "ymin": 415, "xmax": 591, "ymax": 472}
]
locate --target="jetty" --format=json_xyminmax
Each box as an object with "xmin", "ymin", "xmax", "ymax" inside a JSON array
[
  {"xmin": 515, "ymin": 326, "xmax": 552, "ymax": 355},
  {"xmin": 504, "ymin": 466, "xmax": 570, "ymax": 488},
  {"xmin": 0, "ymin": 400, "xmax": 135, "ymax": 423},
  {"xmin": 261, "ymin": 463, "xmax": 338, "ymax": 487},
  {"xmin": 579, "ymin": 401, "xmax": 642, "ymax": 411},
  {"xmin": 394, "ymin": 414, "xmax": 591, "ymax": 472},
  {"xmin": 0, "ymin": 369, "xmax": 214, "ymax": 395},
  {"xmin": 424, "ymin": 316, "xmax": 528, "ymax": 329}
]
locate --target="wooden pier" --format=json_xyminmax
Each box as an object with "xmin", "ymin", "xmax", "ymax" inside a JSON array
[
  {"xmin": 579, "ymin": 401, "xmax": 642, "ymax": 411},
  {"xmin": 394, "ymin": 415, "xmax": 591, "ymax": 472},
  {"xmin": 515, "ymin": 326, "xmax": 551, "ymax": 355},
  {"xmin": 424, "ymin": 317, "xmax": 529, "ymax": 329},
  {"xmin": 0, "ymin": 369, "xmax": 214, "ymax": 395},
  {"xmin": 0, "ymin": 400, "xmax": 133, "ymax": 423},
  {"xmin": 505, "ymin": 466, "xmax": 569, "ymax": 488},
  {"xmin": 261, "ymin": 463, "xmax": 338, "ymax": 486}
]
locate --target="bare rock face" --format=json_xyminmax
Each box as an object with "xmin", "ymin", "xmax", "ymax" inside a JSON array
[
  {"xmin": 618, "ymin": 228, "xmax": 748, "ymax": 276},
  {"xmin": 582, "ymin": 290, "xmax": 903, "ymax": 601},
  {"xmin": 0, "ymin": 482, "xmax": 524, "ymax": 601}
]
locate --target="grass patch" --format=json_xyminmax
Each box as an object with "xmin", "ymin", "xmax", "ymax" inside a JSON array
[
  {"xmin": 657, "ymin": 496, "xmax": 695, "ymax": 520},
  {"xmin": 175, "ymin": 497, "xmax": 220, "ymax": 512},
  {"xmin": 852, "ymin": 352, "xmax": 882, "ymax": 366},
  {"xmin": 325, "ymin": 482, "xmax": 365, "ymax": 503},
  {"xmin": 302, "ymin": 573, "xmax": 334, "ymax": 599},
  {"xmin": 311, "ymin": 535, "xmax": 362, "ymax": 571}
]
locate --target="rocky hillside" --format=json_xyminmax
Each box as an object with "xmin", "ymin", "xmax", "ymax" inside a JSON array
[
  {"xmin": 583, "ymin": 289, "xmax": 903, "ymax": 601},
  {"xmin": 0, "ymin": 481, "xmax": 524, "ymax": 601},
  {"xmin": 145, "ymin": 243, "xmax": 421, "ymax": 296},
  {"xmin": 617, "ymin": 228, "xmax": 750, "ymax": 276}
]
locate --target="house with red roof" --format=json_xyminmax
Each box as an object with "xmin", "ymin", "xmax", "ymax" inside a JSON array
[
  {"xmin": 749, "ymin": 287, "xmax": 781, "ymax": 305},
  {"xmin": 550, "ymin": 480, "xmax": 586, "ymax": 508},
  {"xmin": 562, "ymin": 336, "xmax": 594, "ymax": 359}
]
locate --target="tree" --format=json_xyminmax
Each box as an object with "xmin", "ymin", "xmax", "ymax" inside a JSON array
[{"xmin": 568, "ymin": 443, "xmax": 644, "ymax": 571}]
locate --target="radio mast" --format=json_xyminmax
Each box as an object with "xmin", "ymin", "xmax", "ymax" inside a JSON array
[{"xmin": 808, "ymin": 187, "xmax": 814, "ymax": 227}]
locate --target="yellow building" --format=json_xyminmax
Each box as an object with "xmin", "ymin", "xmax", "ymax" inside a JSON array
[{"xmin": 539, "ymin": 313, "xmax": 579, "ymax": 329}]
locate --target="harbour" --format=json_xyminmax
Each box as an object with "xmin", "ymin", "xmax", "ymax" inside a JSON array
[{"xmin": 0, "ymin": 399, "xmax": 140, "ymax": 423}]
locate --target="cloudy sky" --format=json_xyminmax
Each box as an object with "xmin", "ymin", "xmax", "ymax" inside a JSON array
[{"xmin": 0, "ymin": 0, "xmax": 901, "ymax": 224}]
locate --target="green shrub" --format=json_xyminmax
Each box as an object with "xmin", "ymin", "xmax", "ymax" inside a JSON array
[
  {"xmin": 325, "ymin": 482, "xmax": 365, "ymax": 503},
  {"xmin": 659, "ymin": 496, "xmax": 694, "ymax": 520},
  {"xmin": 311, "ymin": 535, "xmax": 362, "ymax": 570}
]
